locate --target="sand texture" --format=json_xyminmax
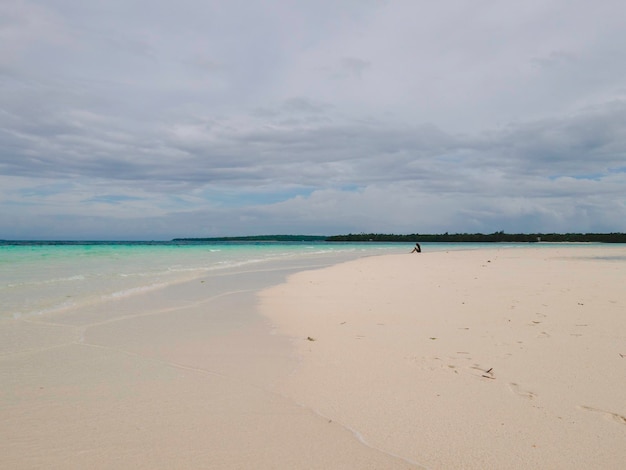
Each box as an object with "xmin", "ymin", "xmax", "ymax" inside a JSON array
[
  {"xmin": 1, "ymin": 266, "xmax": 414, "ymax": 469},
  {"xmin": 260, "ymin": 246, "xmax": 626, "ymax": 469}
]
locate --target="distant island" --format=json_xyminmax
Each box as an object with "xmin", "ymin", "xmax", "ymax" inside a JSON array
[
  {"xmin": 325, "ymin": 231, "xmax": 626, "ymax": 243},
  {"xmin": 172, "ymin": 235, "xmax": 327, "ymax": 242},
  {"xmin": 173, "ymin": 232, "xmax": 626, "ymax": 243}
]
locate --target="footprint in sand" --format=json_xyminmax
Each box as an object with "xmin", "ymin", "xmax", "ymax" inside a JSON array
[
  {"xmin": 509, "ymin": 382, "xmax": 537, "ymax": 400},
  {"xmin": 577, "ymin": 405, "xmax": 626, "ymax": 425}
]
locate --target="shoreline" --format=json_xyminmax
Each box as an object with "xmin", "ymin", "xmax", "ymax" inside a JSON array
[
  {"xmin": 259, "ymin": 245, "xmax": 626, "ymax": 469},
  {"xmin": 3, "ymin": 245, "xmax": 625, "ymax": 468},
  {"xmin": 1, "ymin": 254, "xmax": 415, "ymax": 469}
]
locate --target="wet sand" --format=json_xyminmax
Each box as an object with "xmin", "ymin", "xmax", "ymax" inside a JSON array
[
  {"xmin": 1, "ymin": 261, "xmax": 415, "ymax": 469},
  {"xmin": 260, "ymin": 246, "xmax": 626, "ymax": 469}
]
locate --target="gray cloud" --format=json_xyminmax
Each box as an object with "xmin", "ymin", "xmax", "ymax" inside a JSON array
[{"xmin": 1, "ymin": 0, "xmax": 626, "ymax": 239}]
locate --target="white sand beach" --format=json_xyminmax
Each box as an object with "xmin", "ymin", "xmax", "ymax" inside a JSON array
[
  {"xmin": 260, "ymin": 246, "xmax": 626, "ymax": 469},
  {"xmin": 2, "ymin": 245, "xmax": 625, "ymax": 469}
]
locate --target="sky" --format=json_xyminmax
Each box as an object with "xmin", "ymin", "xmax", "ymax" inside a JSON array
[{"xmin": 1, "ymin": 0, "xmax": 626, "ymax": 240}]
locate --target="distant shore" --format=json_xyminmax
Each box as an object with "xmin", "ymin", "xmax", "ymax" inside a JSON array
[{"xmin": 173, "ymin": 231, "xmax": 626, "ymax": 243}]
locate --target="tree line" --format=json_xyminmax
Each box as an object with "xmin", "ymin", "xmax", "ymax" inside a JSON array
[
  {"xmin": 325, "ymin": 232, "xmax": 626, "ymax": 243},
  {"xmin": 172, "ymin": 235, "xmax": 326, "ymax": 242}
]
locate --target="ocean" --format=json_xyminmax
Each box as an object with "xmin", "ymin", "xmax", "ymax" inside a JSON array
[
  {"xmin": 0, "ymin": 240, "xmax": 606, "ymax": 321},
  {"xmin": 0, "ymin": 241, "xmax": 413, "ymax": 320}
]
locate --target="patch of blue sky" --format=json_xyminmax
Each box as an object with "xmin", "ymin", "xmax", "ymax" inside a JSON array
[
  {"xmin": 339, "ymin": 184, "xmax": 360, "ymax": 192},
  {"xmin": 165, "ymin": 195, "xmax": 193, "ymax": 209},
  {"xmin": 200, "ymin": 187, "xmax": 315, "ymax": 207},
  {"xmin": 19, "ymin": 182, "xmax": 74, "ymax": 198},
  {"xmin": 548, "ymin": 166, "xmax": 626, "ymax": 181},
  {"xmin": 548, "ymin": 173, "xmax": 606, "ymax": 181},
  {"xmin": 85, "ymin": 195, "xmax": 143, "ymax": 204},
  {"xmin": 570, "ymin": 173, "xmax": 606, "ymax": 181},
  {"xmin": 4, "ymin": 199, "xmax": 39, "ymax": 206},
  {"xmin": 608, "ymin": 166, "xmax": 626, "ymax": 174},
  {"xmin": 434, "ymin": 152, "xmax": 467, "ymax": 164}
]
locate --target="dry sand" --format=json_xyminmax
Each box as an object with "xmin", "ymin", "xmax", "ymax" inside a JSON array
[{"xmin": 260, "ymin": 246, "xmax": 626, "ymax": 469}]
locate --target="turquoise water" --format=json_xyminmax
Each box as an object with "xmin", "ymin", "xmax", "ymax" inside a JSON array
[
  {"xmin": 0, "ymin": 241, "xmax": 607, "ymax": 320},
  {"xmin": 0, "ymin": 241, "xmax": 411, "ymax": 319}
]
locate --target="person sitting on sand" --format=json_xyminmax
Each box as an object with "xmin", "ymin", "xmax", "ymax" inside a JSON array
[{"xmin": 411, "ymin": 243, "xmax": 421, "ymax": 253}]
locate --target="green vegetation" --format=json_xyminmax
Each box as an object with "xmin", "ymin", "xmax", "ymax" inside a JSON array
[
  {"xmin": 174, "ymin": 232, "xmax": 626, "ymax": 243},
  {"xmin": 325, "ymin": 231, "xmax": 626, "ymax": 243},
  {"xmin": 172, "ymin": 235, "xmax": 327, "ymax": 242}
]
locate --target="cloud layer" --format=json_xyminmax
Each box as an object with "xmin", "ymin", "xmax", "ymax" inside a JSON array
[{"xmin": 1, "ymin": 0, "xmax": 625, "ymax": 239}]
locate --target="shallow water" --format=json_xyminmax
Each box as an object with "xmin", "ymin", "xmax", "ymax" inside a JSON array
[
  {"xmin": 0, "ymin": 240, "xmax": 611, "ymax": 320},
  {"xmin": 0, "ymin": 241, "xmax": 406, "ymax": 319}
]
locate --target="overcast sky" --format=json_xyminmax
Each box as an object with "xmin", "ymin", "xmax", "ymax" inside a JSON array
[{"xmin": 1, "ymin": 0, "xmax": 625, "ymax": 239}]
